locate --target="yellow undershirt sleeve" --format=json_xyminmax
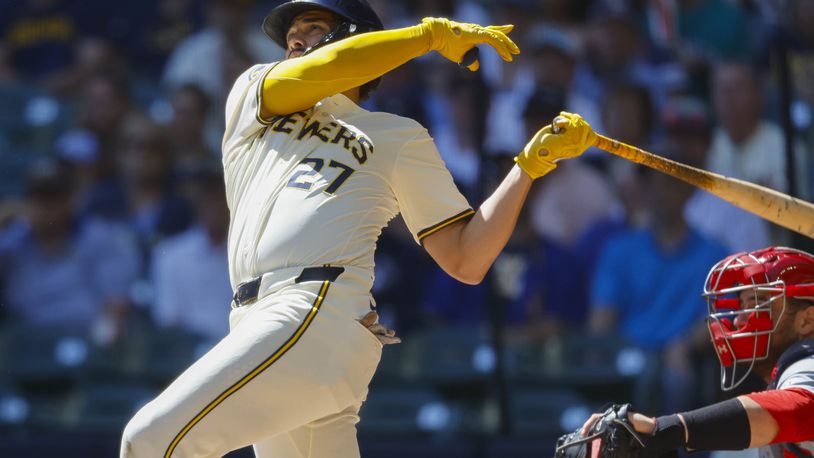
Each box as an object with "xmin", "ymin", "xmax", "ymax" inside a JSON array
[{"xmin": 261, "ymin": 24, "xmax": 431, "ymax": 116}]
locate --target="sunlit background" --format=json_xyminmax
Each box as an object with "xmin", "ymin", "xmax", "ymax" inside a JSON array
[{"xmin": 0, "ymin": 0, "xmax": 812, "ymax": 456}]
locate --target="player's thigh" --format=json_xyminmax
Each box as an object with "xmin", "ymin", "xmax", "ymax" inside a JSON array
[
  {"xmin": 253, "ymin": 402, "xmax": 363, "ymax": 458},
  {"xmin": 122, "ymin": 292, "xmax": 350, "ymax": 456}
]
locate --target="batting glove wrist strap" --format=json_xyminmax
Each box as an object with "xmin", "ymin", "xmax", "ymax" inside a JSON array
[{"xmin": 514, "ymin": 155, "xmax": 556, "ymax": 179}]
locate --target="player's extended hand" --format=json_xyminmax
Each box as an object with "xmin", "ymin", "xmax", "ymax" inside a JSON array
[
  {"xmin": 515, "ymin": 111, "xmax": 596, "ymax": 179},
  {"xmin": 556, "ymin": 404, "xmax": 655, "ymax": 458},
  {"xmin": 358, "ymin": 311, "xmax": 401, "ymax": 345},
  {"xmin": 421, "ymin": 17, "xmax": 520, "ymax": 71}
]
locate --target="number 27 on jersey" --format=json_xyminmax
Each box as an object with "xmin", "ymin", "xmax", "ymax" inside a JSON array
[{"xmin": 287, "ymin": 157, "xmax": 355, "ymax": 195}]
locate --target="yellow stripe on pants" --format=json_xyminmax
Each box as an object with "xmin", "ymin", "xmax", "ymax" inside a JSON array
[{"xmin": 164, "ymin": 280, "xmax": 331, "ymax": 458}]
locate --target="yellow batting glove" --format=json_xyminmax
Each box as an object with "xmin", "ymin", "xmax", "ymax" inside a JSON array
[
  {"xmin": 421, "ymin": 17, "xmax": 520, "ymax": 71},
  {"xmin": 515, "ymin": 112, "xmax": 597, "ymax": 179}
]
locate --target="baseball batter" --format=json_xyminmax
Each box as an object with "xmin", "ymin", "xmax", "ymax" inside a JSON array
[{"xmin": 120, "ymin": 1, "xmax": 596, "ymax": 456}]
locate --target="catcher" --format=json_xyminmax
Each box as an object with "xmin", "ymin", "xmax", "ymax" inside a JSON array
[{"xmin": 556, "ymin": 247, "xmax": 814, "ymax": 458}]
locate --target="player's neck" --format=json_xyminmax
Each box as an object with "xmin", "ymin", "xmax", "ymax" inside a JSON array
[{"xmin": 342, "ymin": 87, "xmax": 361, "ymax": 105}]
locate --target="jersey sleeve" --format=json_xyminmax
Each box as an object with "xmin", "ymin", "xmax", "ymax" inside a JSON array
[
  {"xmin": 391, "ymin": 130, "xmax": 474, "ymax": 245},
  {"xmin": 222, "ymin": 62, "xmax": 280, "ymax": 155},
  {"xmin": 744, "ymin": 387, "xmax": 814, "ymax": 445},
  {"xmin": 777, "ymin": 356, "xmax": 814, "ymax": 394}
]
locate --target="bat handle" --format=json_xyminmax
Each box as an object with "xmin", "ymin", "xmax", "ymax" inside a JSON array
[
  {"xmin": 593, "ymin": 134, "xmax": 619, "ymax": 152},
  {"xmin": 460, "ymin": 48, "xmax": 480, "ymax": 69},
  {"xmin": 593, "ymin": 134, "xmax": 643, "ymax": 163}
]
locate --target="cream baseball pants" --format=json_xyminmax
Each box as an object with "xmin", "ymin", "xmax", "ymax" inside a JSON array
[{"xmin": 120, "ymin": 266, "xmax": 382, "ymax": 457}]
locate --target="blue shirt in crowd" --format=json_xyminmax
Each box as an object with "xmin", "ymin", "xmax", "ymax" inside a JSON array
[
  {"xmin": 422, "ymin": 239, "xmax": 580, "ymax": 327},
  {"xmin": 590, "ymin": 228, "xmax": 727, "ymax": 349},
  {"xmin": 0, "ymin": 218, "xmax": 140, "ymax": 331}
]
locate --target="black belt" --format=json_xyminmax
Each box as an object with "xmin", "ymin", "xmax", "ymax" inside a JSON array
[{"xmin": 232, "ymin": 266, "xmax": 345, "ymax": 307}]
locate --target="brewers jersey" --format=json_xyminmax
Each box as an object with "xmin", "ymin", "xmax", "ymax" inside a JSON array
[
  {"xmin": 222, "ymin": 62, "xmax": 475, "ymax": 290},
  {"xmin": 121, "ymin": 62, "xmax": 478, "ymax": 458}
]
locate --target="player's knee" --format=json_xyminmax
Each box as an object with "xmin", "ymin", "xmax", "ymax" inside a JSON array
[{"xmin": 120, "ymin": 412, "xmax": 163, "ymax": 457}]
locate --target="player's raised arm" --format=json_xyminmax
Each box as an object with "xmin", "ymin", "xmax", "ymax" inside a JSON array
[
  {"xmin": 422, "ymin": 113, "xmax": 596, "ymax": 284},
  {"xmin": 260, "ymin": 17, "xmax": 519, "ymax": 116}
]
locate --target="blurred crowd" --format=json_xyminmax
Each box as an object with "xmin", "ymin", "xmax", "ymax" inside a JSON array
[{"xmin": 2, "ymin": 0, "xmax": 814, "ymax": 447}]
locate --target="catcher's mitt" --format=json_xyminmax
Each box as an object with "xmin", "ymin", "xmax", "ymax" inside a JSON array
[{"xmin": 554, "ymin": 404, "xmax": 647, "ymax": 458}]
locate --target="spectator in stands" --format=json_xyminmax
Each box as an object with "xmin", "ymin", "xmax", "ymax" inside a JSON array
[
  {"xmin": 116, "ymin": 117, "xmax": 194, "ymax": 254},
  {"xmin": 526, "ymin": 87, "xmax": 620, "ymax": 248},
  {"xmin": 591, "ymin": 83, "xmax": 655, "ymax": 231},
  {"xmin": 0, "ymin": 161, "xmax": 140, "ymax": 345},
  {"xmin": 0, "ymin": 43, "xmax": 17, "ymax": 82},
  {"xmin": 163, "ymin": 0, "xmax": 277, "ymax": 96},
  {"xmin": 519, "ymin": 88, "xmax": 620, "ymax": 329},
  {"xmin": 151, "ymin": 165, "xmax": 230, "ymax": 342},
  {"xmin": 552, "ymin": 84, "xmax": 654, "ymax": 256},
  {"xmin": 572, "ymin": 5, "xmax": 666, "ymax": 132},
  {"xmin": 421, "ymin": 201, "xmax": 581, "ymax": 342},
  {"xmin": 674, "ymin": 0, "xmax": 751, "ymax": 62},
  {"xmin": 421, "ymin": 148, "xmax": 581, "ymax": 341},
  {"xmin": 781, "ymin": 0, "xmax": 814, "ymax": 111},
  {"xmin": 772, "ymin": 0, "xmax": 814, "ymax": 200},
  {"xmin": 117, "ymin": 0, "xmax": 203, "ymax": 77},
  {"xmin": 0, "ymin": 0, "xmax": 97, "ymax": 81},
  {"xmin": 422, "ymin": 66, "xmax": 484, "ymax": 196},
  {"xmin": 163, "ymin": 0, "xmax": 283, "ymax": 151},
  {"xmin": 588, "ymin": 153, "xmax": 728, "ymax": 412},
  {"xmin": 363, "ymin": 59, "xmax": 427, "ymax": 124},
  {"xmin": 78, "ymin": 72, "xmax": 132, "ymax": 154},
  {"xmin": 525, "ymin": 26, "xmax": 595, "ymax": 125},
  {"xmin": 168, "ymin": 83, "xmax": 215, "ymax": 175},
  {"xmin": 480, "ymin": 0, "xmax": 536, "ymax": 155},
  {"xmin": 63, "ymin": 72, "xmax": 135, "ymax": 220},
  {"xmin": 709, "ymin": 61, "xmax": 809, "ymax": 247},
  {"xmin": 671, "ymin": 96, "xmax": 771, "ymax": 252},
  {"xmin": 708, "ymin": 61, "xmax": 808, "ymax": 197},
  {"xmin": 44, "ymin": 37, "xmax": 128, "ymax": 96},
  {"xmin": 372, "ymin": 216, "xmax": 436, "ymax": 336}
]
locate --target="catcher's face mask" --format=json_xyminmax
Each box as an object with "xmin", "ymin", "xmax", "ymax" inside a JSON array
[{"xmin": 703, "ymin": 247, "xmax": 814, "ymax": 391}]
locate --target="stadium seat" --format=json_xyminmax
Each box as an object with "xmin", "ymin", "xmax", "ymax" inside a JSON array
[
  {"xmin": 370, "ymin": 343, "xmax": 407, "ymax": 384},
  {"xmin": 123, "ymin": 326, "xmax": 208, "ymax": 385},
  {"xmin": 399, "ymin": 326, "xmax": 494, "ymax": 386},
  {"xmin": 509, "ymin": 331, "xmax": 658, "ymax": 396},
  {"xmin": 509, "ymin": 387, "xmax": 592, "ymax": 439},
  {"xmin": 0, "ymin": 83, "xmax": 73, "ymax": 154},
  {"xmin": 0, "ymin": 323, "xmax": 93, "ymax": 388},
  {"xmin": 358, "ymin": 386, "xmax": 463, "ymax": 437},
  {"xmin": 0, "ymin": 382, "xmax": 32, "ymax": 431},
  {"xmin": 68, "ymin": 383, "xmax": 156, "ymax": 433}
]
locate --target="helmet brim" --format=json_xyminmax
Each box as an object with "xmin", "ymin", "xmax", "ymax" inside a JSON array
[{"xmin": 262, "ymin": 1, "xmax": 381, "ymax": 50}]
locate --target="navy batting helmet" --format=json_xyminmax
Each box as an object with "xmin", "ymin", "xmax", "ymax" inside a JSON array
[{"xmin": 262, "ymin": 0, "xmax": 384, "ymax": 51}]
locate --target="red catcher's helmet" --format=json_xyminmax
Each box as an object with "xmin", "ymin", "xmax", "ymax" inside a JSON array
[{"xmin": 704, "ymin": 246, "xmax": 814, "ymax": 390}]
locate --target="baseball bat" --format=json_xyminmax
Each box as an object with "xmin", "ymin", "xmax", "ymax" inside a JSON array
[
  {"xmin": 460, "ymin": 48, "xmax": 480, "ymax": 69},
  {"xmin": 592, "ymin": 134, "xmax": 814, "ymax": 239}
]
